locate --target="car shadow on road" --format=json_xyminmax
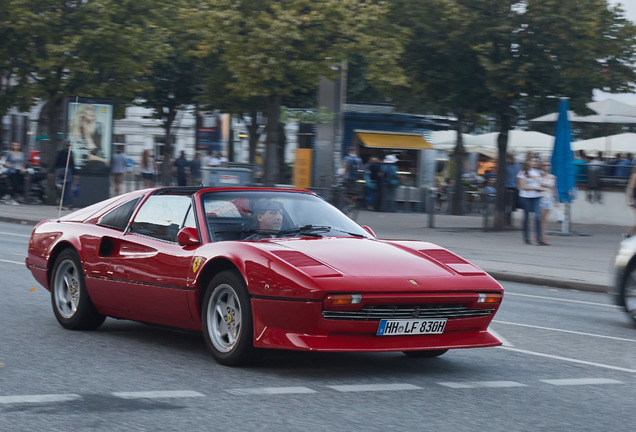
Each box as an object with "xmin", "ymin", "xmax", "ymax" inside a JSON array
[{"xmin": 88, "ymin": 318, "xmax": 500, "ymax": 377}]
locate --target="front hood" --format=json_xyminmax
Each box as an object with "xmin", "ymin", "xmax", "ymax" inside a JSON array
[{"xmin": 259, "ymin": 237, "xmax": 484, "ymax": 278}]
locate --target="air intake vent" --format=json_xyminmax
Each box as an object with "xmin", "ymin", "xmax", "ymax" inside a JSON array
[
  {"xmin": 272, "ymin": 250, "xmax": 323, "ymax": 267},
  {"xmin": 420, "ymin": 249, "xmax": 468, "ymax": 264},
  {"xmin": 323, "ymin": 304, "xmax": 495, "ymax": 321}
]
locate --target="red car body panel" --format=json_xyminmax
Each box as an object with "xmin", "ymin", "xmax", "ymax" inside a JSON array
[{"xmin": 26, "ymin": 187, "xmax": 504, "ymax": 354}]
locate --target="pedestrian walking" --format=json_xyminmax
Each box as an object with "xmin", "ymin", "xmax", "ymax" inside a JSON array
[
  {"xmin": 111, "ymin": 145, "xmax": 127, "ymax": 196},
  {"xmin": 539, "ymin": 160, "xmax": 557, "ymax": 245},
  {"xmin": 517, "ymin": 154, "xmax": 545, "ymax": 245},
  {"xmin": 190, "ymin": 151, "xmax": 202, "ymax": 185},
  {"xmin": 364, "ymin": 157, "xmax": 380, "ymax": 210},
  {"xmin": 381, "ymin": 154, "xmax": 399, "ymax": 212},
  {"xmin": 587, "ymin": 151, "xmax": 603, "ymax": 203},
  {"xmin": 174, "ymin": 151, "xmax": 189, "ymax": 186},
  {"xmin": 140, "ymin": 149, "xmax": 157, "ymax": 188},
  {"xmin": 505, "ymin": 153, "xmax": 520, "ymax": 222},
  {"xmin": 51, "ymin": 139, "xmax": 78, "ymax": 209},
  {"xmin": 2, "ymin": 142, "xmax": 26, "ymax": 205}
]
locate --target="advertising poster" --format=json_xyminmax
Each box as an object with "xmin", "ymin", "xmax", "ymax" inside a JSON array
[{"xmin": 66, "ymin": 98, "xmax": 114, "ymax": 174}]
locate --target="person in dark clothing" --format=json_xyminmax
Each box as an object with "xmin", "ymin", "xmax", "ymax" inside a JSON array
[
  {"xmin": 174, "ymin": 151, "xmax": 189, "ymax": 186},
  {"xmin": 52, "ymin": 139, "xmax": 78, "ymax": 208}
]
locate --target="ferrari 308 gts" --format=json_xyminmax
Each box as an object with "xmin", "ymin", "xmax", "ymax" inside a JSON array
[{"xmin": 26, "ymin": 187, "xmax": 503, "ymax": 365}]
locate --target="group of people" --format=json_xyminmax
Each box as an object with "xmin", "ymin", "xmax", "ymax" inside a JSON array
[
  {"xmin": 137, "ymin": 149, "xmax": 221, "ymax": 189},
  {"xmin": 341, "ymin": 148, "xmax": 401, "ymax": 213}
]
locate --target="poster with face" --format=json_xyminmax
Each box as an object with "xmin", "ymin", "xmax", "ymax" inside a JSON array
[{"xmin": 66, "ymin": 99, "xmax": 113, "ymax": 174}]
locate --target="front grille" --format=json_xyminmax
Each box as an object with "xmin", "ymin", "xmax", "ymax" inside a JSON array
[{"xmin": 322, "ymin": 304, "xmax": 495, "ymax": 321}]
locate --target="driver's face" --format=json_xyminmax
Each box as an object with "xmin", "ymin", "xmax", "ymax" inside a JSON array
[{"xmin": 258, "ymin": 210, "xmax": 283, "ymax": 231}]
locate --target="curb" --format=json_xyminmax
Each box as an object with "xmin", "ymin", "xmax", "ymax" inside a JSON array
[
  {"xmin": 487, "ymin": 271, "xmax": 608, "ymax": 294},
  {"xmin": 0, "ymin": 216, "xmax": 39, "ymax": 226}
]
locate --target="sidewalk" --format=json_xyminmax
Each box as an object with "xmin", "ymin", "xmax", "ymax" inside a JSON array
[{"xmin": 0, "ymin": 202, "xmax": 620, "ymax": 293}]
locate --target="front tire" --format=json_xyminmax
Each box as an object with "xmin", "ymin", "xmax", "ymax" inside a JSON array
[
  {"xmin": 202, "ymin": 270, "xmax": 256, "ymax": 366},
  {"xmin": 620, "ymin": 265, "xmax": 636, "ymax": 323},
  {"xmin": 50, "ymin": 249, "xmax": 105, "ymax": 330},
  {"xmin": 402, "ymin": 349, "xmax": 448, "ymax": 358}
]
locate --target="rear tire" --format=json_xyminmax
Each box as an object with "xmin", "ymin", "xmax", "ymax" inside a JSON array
[
  {"xmin": 50, "ymin": 249, "xmax": 105, "ymax": 330},
  {"xmin": 202, "ymin": 270, "xmax": 257, "ymax": 366},
  {"xmin": 402, "ymin": 349, "xmax": 448, "ymax": 358}
]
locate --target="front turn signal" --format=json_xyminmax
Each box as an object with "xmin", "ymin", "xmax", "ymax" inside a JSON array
[
  {"xmin": 325, "ymin": 294, "xmax": 362, "ymax": 306},
  {"xmin": 477, "ymin": 293, "xmax": 503, "ymax": 303}
]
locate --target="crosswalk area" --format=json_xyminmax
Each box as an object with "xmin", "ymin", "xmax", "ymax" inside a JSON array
[{"xmin": 0, "ymin": 377, "xmax": 626, "ymax": 405}]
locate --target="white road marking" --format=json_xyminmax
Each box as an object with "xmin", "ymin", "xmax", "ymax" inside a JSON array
[
  {"xmin": 498, "ymin": 346, "xmax": 636, "ymax": 373},
  {"xmin": 493, "ymin": 320, "xmax": 636, "ymax": 343},
  {"xmin": 488, "ymin": 327, "xmax": 513, "ymax": 347},
  {"xmin": 438, "ymin": 381, "xmax": 527, "ymax": 389},
  {"xmin": 0, "ymin": 394, "xmax": 81, "ymax": 404},
  {"xmin": 327, "ymin": 384, "xmax": 421, "ymax": 392},
  {"xmin": 541, "ymin": 378, "xmax": 623, "ymax": 386},
  {"xmin": 112, "ymin": 390, "xmax": 205, "ymax": 399},
  {"xmin": 0, "ymin": 258, "xmax": 23, "ymax": 265},
  {"xmin": 504, "ymin": 292, "xmax": 620, "ymax": 308},
  {"xmin": 226, "ymin": 387, "xmax": 317, "ymax": 395},
  {"xmin": 0, "ymin": 231, "xmax": 30, "ymax": 238}
]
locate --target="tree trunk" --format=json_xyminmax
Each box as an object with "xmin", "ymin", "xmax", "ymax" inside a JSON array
[
  {"xmin": 450, "ymin": 111, "xmax": 465, "ymax": 215},
  {"xmin": 160, "ymin": 106, "xmax": 177, "ymax": 186},
  {"xmin": 263, "ymin": 95, "xmax": 281, "ymax": 187},
  {"xmin": 246, "ymin": 110, "xmax": 260, "ymax": 167},
  {"xmin": 492, "ymin": 113, "xmax": 511, "ymax": 231}
]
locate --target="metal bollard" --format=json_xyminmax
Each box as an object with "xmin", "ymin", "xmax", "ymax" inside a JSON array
[{"xmin": 482, "ymin": 193, "xmax": 494, "ymax": 232}]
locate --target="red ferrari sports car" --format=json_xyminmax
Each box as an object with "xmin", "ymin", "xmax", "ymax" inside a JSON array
[{"xmin": 26, "ymin": 187, "xmax": 503, "ymax": 365}]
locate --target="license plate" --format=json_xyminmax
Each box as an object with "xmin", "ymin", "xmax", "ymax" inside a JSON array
[{"xmin": 377, "ymin": 319, "xmax": 447, "ymax": 336}]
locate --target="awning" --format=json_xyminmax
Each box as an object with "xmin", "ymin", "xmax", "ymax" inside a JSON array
[{"xmin": 356, "ymin": 131, "xmax": 434, "ymax": 150}]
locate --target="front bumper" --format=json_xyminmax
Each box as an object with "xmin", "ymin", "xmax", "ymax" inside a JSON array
[{"xmin": 251, "ymin": 292, "xmax": 502, "ymax": 352}]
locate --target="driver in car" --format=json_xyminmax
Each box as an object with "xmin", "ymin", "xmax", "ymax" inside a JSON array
[{"xmin": 245, "ymin": 199, "xmax": 283, "ymax": 240}]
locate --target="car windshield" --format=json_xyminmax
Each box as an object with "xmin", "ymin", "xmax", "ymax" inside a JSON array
[{"xmin": 201, "ymin": 190, "xmax": 371, "ymax": 242}]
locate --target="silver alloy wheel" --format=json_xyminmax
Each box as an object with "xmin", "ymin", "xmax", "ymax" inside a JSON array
[
  {"xmin": 624, "ymin": 270, "xmax": 636, "ymax": 320},
  {"xmin": 53, "ymin": 259, "xmax": 81, "ymax": 319},
  {"xmin": 207, "ymin": 284, "xmax": 242, "ymax": 353}
]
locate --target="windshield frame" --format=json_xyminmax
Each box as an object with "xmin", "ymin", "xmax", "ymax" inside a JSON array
[{"xmin": 199, "ymin": 189, "xmax": 372, "ymax": 242}]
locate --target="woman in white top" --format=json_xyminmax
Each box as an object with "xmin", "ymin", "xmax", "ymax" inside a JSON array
[
  {"xmin": 539, "ymin": 160, "xmax": 557, "ymax": 245},
  {"xmin": 140, "ymin": 149, "xmax": 157, "ymax": 188},
  {"xmin": 517, "ymin": 154, "xmax": 545, "ymax": 245}
]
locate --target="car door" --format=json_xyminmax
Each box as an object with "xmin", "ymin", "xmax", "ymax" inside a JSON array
[{"xmin": 112, "ymin": 194, "xmax": 199, "ymax": 327}]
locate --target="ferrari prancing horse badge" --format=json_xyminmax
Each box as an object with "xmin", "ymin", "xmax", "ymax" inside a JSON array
[{"xmin": 192, "ymin": 257, "xmax": 203, "ymax": 273}]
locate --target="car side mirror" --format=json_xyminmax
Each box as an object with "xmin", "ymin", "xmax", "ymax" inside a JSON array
[{"xmin": 177, "ymin": 227, "xmax": 201, "ymax": 247}]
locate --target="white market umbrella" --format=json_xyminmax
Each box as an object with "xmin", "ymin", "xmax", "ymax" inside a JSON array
[
  {"xmin": 468, "ymin": 130, "xmax": 555, "ymax": 154},
  {"xmin": 531, "ymin": 98, "xmax": 636, "ymax": 155},
  {"xmin": 572, "ymin": 132, "xmax": 636, "ymax": 156},
  {"xmin": 531, "ymin": 98, "xmax": 636, "ymax": 124}
]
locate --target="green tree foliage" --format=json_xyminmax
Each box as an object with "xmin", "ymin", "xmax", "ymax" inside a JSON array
[
  {"xmin": 1, "ymin": 0, "xmax": 167, "ymax": 201},
  {"xmin": 191, "ymin": 0, "xmax": 406, "ymax": 185},
  {"xmin": 137, "ymin": 1, "xmax": 203, "ymax": 183},
  {"xmin": 390, "ymin": 0, "xmax": 492, "ymax": 215},
  {"xmin": 392, "ymin": 0, "xmax": 636, "ymax": 226},
  {"xmin": 472, "ymin": 0, "xmax": 636, "ymax": 229}
]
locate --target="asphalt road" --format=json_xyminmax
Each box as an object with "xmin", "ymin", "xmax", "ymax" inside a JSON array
[{"xmin": 1, "ymin": 222, "xmax": 635, "ymax": 431}]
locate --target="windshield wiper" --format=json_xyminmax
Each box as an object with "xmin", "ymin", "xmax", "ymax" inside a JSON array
[
  {"xmin": 279, "ymin": 225, "xmax": 365, "ymax": 238},
  {"xmin": 278, "ymin": 224, "xmax": 331, "ymax": 237}
]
